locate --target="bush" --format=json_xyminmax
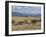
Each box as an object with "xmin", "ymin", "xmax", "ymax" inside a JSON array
[
  {"xmin": 24, "ymin": 20, "xmax": 28, "ymax": 24},
  {"xmin": 37, "ymin": 19, "xmax": 41, "ymax": 22},
  {"xmin": 17, "ymin": 21, "xmax": 24, "ymax": 25},
  {"xmin": 31, "ymin": 19, "xmax": 37, "ymax": 24},
  {"xmin": 12, "ymin": 20, "xmax": 15, "ymax": 24},
  {"xmin": 39, "ymin": 19, "xmax": 41, "ymax": 22}
]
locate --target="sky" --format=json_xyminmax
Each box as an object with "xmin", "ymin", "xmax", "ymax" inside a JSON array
[{"xmin": 12, "ymin": 5, "xmax": 41, "ymax": 14}]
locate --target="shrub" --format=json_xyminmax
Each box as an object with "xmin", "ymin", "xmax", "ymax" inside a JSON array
[
  {"xmin": 31, "ymin": 19, "xmax": 37, "ymax": 24},
  {"xmin": 39, "ymin": 19, "xmax": 41, "ymax": 22},
  {"xmin": 24, "ymin": 20, "xmax": 29, "ymax": 24},
  {"xmin": 37, "ymin": 19, "xmax": 41, "ymax": 22},
  {"xmin": 12, "ymin": 20, "xmax": 15, "ymax": 24},
  {"xmin": 17, "ymin": 21, "xmax": 24, "ymax": 25}
]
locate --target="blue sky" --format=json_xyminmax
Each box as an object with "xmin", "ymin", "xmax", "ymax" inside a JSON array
[{"xmin": 12, "ymin": 5, "xmax": 41, "ymax": 14}]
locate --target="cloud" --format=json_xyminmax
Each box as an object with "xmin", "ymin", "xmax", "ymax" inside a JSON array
[
  {"xmin": 12, "ymin": 6, "xmax": 41, "ymax": 14},
  {"xmin": 15, "ymin": 7, "xmax": 22, "ymax": 9}
]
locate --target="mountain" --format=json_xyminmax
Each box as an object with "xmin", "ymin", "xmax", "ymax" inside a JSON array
[{"xmin": 12, "ymin": 12, "xmax": 41, "ymax": 16}]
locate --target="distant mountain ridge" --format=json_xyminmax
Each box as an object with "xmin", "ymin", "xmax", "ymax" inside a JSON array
[{"xmin": 12, "ymin": 12, "xmax": 41, "ymax": 16}]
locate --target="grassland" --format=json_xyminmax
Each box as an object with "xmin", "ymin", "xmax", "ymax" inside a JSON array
[{"xmin": 12, "ymin": 16, "xmax": 41, "ymax": 31}]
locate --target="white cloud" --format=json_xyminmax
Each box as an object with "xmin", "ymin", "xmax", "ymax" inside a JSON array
[
  {"xmin": 25, "ymin": 6, "xmax": 28, "ymax": 8},
  {"xmin": 16, "ymin": 7, "xmax": 22, "ymax": 9}
]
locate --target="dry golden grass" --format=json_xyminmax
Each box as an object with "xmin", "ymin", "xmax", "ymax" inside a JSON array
[{"xmin": 12, "ymin": 16, "xmax": 41, "ymax": 31}]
